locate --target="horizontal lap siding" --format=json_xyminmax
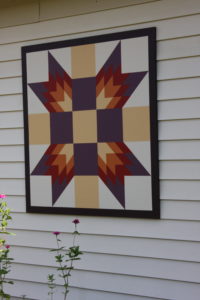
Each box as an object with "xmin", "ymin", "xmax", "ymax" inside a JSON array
[
  {"xmin": 9, "ymin": 281, "xmax": 159, "ymax": 300},
  {"xmin": 4, "ymin": 197, "xmax": 200, "ymax": 220},
  {"xmin": 8, "ymin": 264, "xmax": 200, "ymax": 300},
  {"xmin": 7, "ymin": 246, "xmax": 200, "ymax": 283},
  {"xmin": 6, "ymin": 230, "xmax": 200, "ymax": 261},
  {"xmin": 0, "ymin": 0, "xmax": 200, "ymax": 299}
]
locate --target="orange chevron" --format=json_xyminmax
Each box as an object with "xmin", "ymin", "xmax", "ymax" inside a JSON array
[
  {"xmin": 106, "ymin": 153, "xmax": 124, "ymax": 175},
  {"xmin": 64, "ymin": 81, "xmax": 72, "ymax": 98},
  {"xmin": 50, "ymin": 82, "xmax": 65, "ymax": 102},
  {"xmin": 106, "ymin": 97, "xmax": 121, "ymax": 109},
  {"xmin": 108, "ymin": 142, "xmax": 123, "ymax": 154},
  {"xmin": 96, "ymin": 76, "xmax": 104, "ymax": 97},
  {"xmin": 51, "ymin": 154, "xmax": 66, "ymax": 175},
  {"xmin": 98, "ymin": 155, "xmax": 107, "ymax": 175},
  {"xmin": 104, "ymin": 76, "xmax": 121, "ymax": 98},
  {"xmin": 67, "ymin": 156, "xmax": 74, "ymax": 173},
  {"xmin": 51, "ymin": 144, "xmax": 65, "ymax": 155},
  {"xmin": 42, "ymin": 72, "xmax": 72, "ymax": 112},
  {"xmin": 49, "ymin": 102, "xmax": 63, "ymax": 112}
]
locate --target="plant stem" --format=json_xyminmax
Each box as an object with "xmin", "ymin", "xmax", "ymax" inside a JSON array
[
  {"xmin": 65, "ymin": 225, "xmax": 78, "ymax": 295},
  {"xmin": 0, "ymin": 260, "xmax": 3, "ymax": 299},
  {"xmin": 55, "ymin": 237, "xmax": 68, "ymax": 299}
]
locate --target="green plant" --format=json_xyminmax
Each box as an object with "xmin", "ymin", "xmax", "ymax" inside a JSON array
[
  {"xmin": 48, "ymin": 219, "xmax": 82, "ymax": 300},
  {"xmin": 0, "ymin": 194, "xmax": 14, "ymax": 299},
  {"xmin": 47, "ymin": 274, "xmax": 56, "ymax": 300}
]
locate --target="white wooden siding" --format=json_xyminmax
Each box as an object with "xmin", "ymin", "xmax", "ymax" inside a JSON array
[{"xmin": 0, "ymin": 0, "xmax": 200, "ymax": 299}]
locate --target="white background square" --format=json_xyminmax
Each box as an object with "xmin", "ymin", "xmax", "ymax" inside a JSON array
[
  {"xmin": 121, "ymin": 36, "xmax": 149, "ymax": 73},
  {"xmin": 27, "ymin": 50, "xmax": 48, "ymax": 83},
  {"xmin": 125, "ymin": 176, "xmax": 152, "ymax": 210}
]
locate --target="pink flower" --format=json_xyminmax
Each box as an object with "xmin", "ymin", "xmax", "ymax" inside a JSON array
[
  {"xmin": 53, "ymin": 231, "xmax": 60, "ymax": 236},
  {"xmin": 72, "ymin": 219, "xmax": 80, "ymax": 224},
  {"xmin": 0, "ymin": 194, "xmax": 6, "ymax": 199},
  {"xmin": 5, "ymin": 245, "xmax": 10, "ymax": 249}
]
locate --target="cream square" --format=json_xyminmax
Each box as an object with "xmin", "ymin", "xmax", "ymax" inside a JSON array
[
  {"xmin": 27, "ymin": 50, "xmax": 48, "ymax": 83},
  {"xmin": 121, "ymin": 36, "xmax": 149, "ymax": 73},
  {"xmin": 73, "ymin": 110, "xmax": 97, "ymax": 143}
]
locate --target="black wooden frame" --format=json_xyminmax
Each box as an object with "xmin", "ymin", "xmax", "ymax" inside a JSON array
[{"xmin": 22, "ymin": 27, "xmax": 160, "ymax": 218}]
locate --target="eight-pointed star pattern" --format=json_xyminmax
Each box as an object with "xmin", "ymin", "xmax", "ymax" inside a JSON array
[{"xmin": 29, "ymin": 42, "xmax": 150, "ymax": 208}]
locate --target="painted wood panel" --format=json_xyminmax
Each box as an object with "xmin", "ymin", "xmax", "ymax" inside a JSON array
[
  {"xmin": 1, "ymin": 178, "xmax": 200, "ymax": 201},
  {"xmin": 9, "ymin": 247, "xmax": 200, "ymax": 283},
  {"xmin": 0, "ymin": 162, "xmax": 25, "ymax": 178},
  {"xmin": 0, "ymin": 4, "xmax": 200, "ymax": 45},
  {"xmin": 159, "ymin": 140, "xmax": 200, "ymax": 160},
  {"xmin": 157, "ymin": 35, "xmax": 200, "ymax": 60},
  {"xmin": 39, "ymin": 0, "xmax": 157, "ymax": 21},
  {"xmin": 0, "ymin": 112, "xmax": 23, "ymax": 128},
  {"xmin": 161, "ymin": 200, "xmax": 200, "ymax": 221},
  {"xmin": 0, "ymin": 121, "xmax": 199, "ymax": 147},
  {"xmin": 5, "ymin": 196, "xmax": 26, "ymax": 212},
  {"xmin": 0, "ymin": 0, "xmax": 199, "ymax": 299},
  {"xmin": 8, "ymin": 280, "xmax": 159, "ymax": 300},
  {"xmin": 0, "ymin": 0, "xmax": 39, "ymax": 28},
  {"xmin": 8, "ymin": 213, "xmax": 200, "ymax": 241},
  {"xmin": 160, "ymin": 180, "xmax": 200, "ymax": 201},
  {"xmin": 1, "ymin": 161, "xmax": 200, "ymax": 180},
  {"xmin": 0, "ymin": 145, "xmax": 24, "ymax": 161},
  {"xmin": 0, "ymin": 179, "xmax": 25, "ymax": 195},
  {"xmin": 1, "ymin": 34, "xmax": 199, "ymax": 63},
  {"xmin": 159, "ymin": 161, "xmax": 200, "ymax": 180},
  {"xmin": 158, "ymin": 57, "xmax": 200, "ymax": 80},
  {"xmin": 0, "ymin": 77, "xmax": 22, "ymax": 95},
  {"xmin": 1, "ymin": 76, "xmax": 199, "ymax": 101},
  {"xmin": 0, "ymin": 94, "xmax": 23, "ymax": 112},
  {"xmin": 158, "ymin": 99, "xmax": 200, "ymax": 120},
  {"xmin": 0, "ymin": 129, "xmax": 24, "ymax": 145},
  {"xmin": 1, "ymin": 140, "xmax": 200, "ymax": 163},
  {"xmin": 0, "ymin": 60, "xmax": 21, "ymax": 78},
  {"xmin": 159, "ymin": 119, "xmax": 200, "ymax": 140},
  {"xmin": 6, "ymin": 195, "xmax": 200, "ymax": 221},
  {"xmin": 6, "ymin": 230, "xmax": 200, "ymax": 262},
  {"xmin": 2, "ymin": 56, "xmax": 200, "ymax": 80},
  {"xmin": 158, "ymin": 78, "xmax": 200, "ymax": 100},
  {"xmin": 1, "ymin": 141, "xmax": 200, "ymax": 162},
  {"xmin": 7, "ymin": 264, "xmax": 200, "ymax": 299}
]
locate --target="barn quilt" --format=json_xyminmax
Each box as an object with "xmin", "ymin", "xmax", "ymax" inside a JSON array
[{"xmin": 22, "ymin": 28, "xmax": 159, "ymax": 218}]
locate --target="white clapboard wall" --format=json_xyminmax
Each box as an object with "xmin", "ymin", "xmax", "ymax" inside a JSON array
[{"xmin": 0, "ymin": 0, "xmax": 200, "ymax": 299}]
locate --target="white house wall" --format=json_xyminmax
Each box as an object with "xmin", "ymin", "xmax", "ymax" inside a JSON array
[{"xmin": 0, "ymin": 0, "xmax": 200, "ymax": 299}]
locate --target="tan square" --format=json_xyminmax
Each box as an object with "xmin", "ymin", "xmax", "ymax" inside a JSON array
[
  {"xmin": 71, "ymin": 44, "xmax": 96, "ymax": 79},
  {"xmin": 75, "ymin": 176, "xmax": 99, "ymax": 208},
  {"xmin": 73, "ymin": 110, "xmax": 97, "ymax": 143},
  {"xmin": 123, "ymin": 107, "xmax": 150, "ymax": 141},
  {"xmin": 29, "ymin": 113, "xmax": 50, "ymax": 144}
]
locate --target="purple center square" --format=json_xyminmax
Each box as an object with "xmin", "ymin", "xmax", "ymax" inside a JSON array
[
  {"xmin": 50, "ymin": 112, "xmax": 73, "ymax": 144},
  {"xmin": 72, "ymin": 77, "xmax": 96, "ymax": 111},
  {"xmin": 97, "ymin": 108, "xmax": 123, "ymax": 142},
  {"xmin": 74, "ymin": 143, "xmax": 98, "ymax": 175}
]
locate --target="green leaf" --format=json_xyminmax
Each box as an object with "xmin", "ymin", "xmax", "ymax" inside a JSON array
[
  {"xmin": 73, "ymin": 230, "xmax": 80, "ymax": 235},
  {"xmin": 49, "ymin": 248, "xmax": 58, "ymax": 252},
  {"xmin": 57, "ymin": 267, "xmax": 67, "ymax": 271},
  {"xmin": 0, "ymin": 269, "xmax": 8, "ymax": 275},
  {"xmin": 4, "ymin": 280, "xmax": 14, "ymax": 285}
]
